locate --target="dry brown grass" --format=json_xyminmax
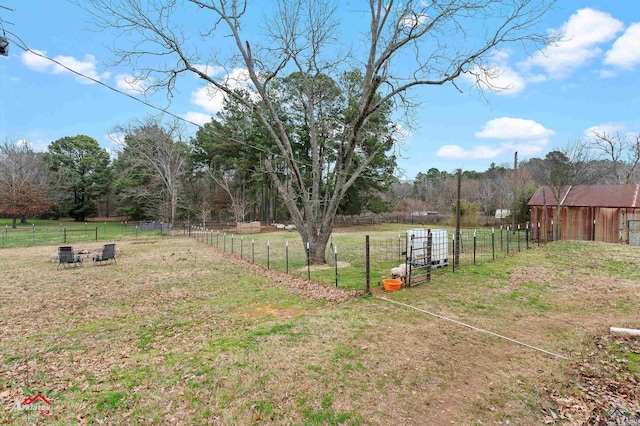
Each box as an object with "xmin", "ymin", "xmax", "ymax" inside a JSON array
[{"xmin": 0, "ymin": 237, "xmax": 638, "ymax": 425}]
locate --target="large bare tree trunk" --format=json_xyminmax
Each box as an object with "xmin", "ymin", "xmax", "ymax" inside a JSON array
[{"xmin": 84, "ymin": 0, "xmax": 555, "ymax": 263}]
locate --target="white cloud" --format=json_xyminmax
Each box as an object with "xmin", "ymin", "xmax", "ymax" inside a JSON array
[
  {"xmin": 463, "ymin": 50, "xmax": 526, "ymax": 95},
  {"xmin": 438, "ymin": 117, "xmax": 553, "ymax": 160},
  {"xmin": 17, "ymin": 138, "xmax": 48, "ymax": 153},
  {"xmin": 189, "ymin": 68, "xmax": 253, "ymax": 115},
  {"xmin": 16, "ymin": 138, "xmax": 32, "ymax": 149},
  {"xmin": 103, "ymin": 134, "xmax": 124, "ymax": 159},
  {"xmin": 400, "ymin": 13, "xmax": 428, "ymax": 30},
  {"xmin": 193, "ymin": 64, "xmax": 226, "ymax": 77},
  {"xmin": 105, "ymin": 132, "xmax": 125, "ymax": 146},
  {"xmin": 393, "ymin": 123, "xmax": 411, "ymax": 139},
  {"xmin": 605, "ymin": 22, "xmax": 640, "ymax": 69},
  {"xmin": 20, "ymin": 50, "xmax": 51, "ymax": 71},
  {"xmin": 181, "ymin": 111, "xmax": 212, "ymax": 126},
  {"xmin": 21, "ymin": 49, "xmax": 110, "ymax": 84},
  {"xmin": 583, "ymin": 123, "xmax": 626, "ymax": 140},
  {"xmin": 115, "ymin": 74, "xmax": 149, "ymax": 94},
  {"xmin": 524, "ymin": 8, "xmax": 624, "ymax": 79},
  {"xmin": 475, "ymin": 117, "xmax": 554, "ymax": 140},
  {"xmin": 190, "ymin": 85, "xmax": 226, "ymax": 115},
  {"xmin": 465, "ymin": 64, "xmax": 526, "ymax": 96}
]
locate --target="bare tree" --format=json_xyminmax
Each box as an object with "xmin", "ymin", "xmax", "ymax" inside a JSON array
[
  {"xmin": 83, "ymin": 0, "xmax": 555, "ymax": 263},
  {"xmin": 208, "ymin": 167, "xmax": 248, "ymax": 223},
  {"xmin": 196, "ymin": 199, "xmax": 211, "ymax": 228},
  {"xmin": 530, "ymin": 141, "xmax": 598, "ymax": 238},
  {"xmin": 114, "ymin": 119, "xmax": 187, "ymax": 226},
  {"xmin": 0, "ymin": 140, "xmax": 51, "ymax": 228},
  {"xmin": 588, "ymin": 131, "xmax": 640, "ymax": 184}
]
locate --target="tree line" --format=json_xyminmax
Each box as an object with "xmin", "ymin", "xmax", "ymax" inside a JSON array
[
  {"xmin": 392, "ymin": 133, "xmax": 640, "ymax": 226},
  {"xmin": 2, "ymin": 124, "xmax": 637, "ymax": 233}
]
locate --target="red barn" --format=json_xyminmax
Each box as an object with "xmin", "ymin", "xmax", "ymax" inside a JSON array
[{"xmin": 528, "ymin": 184, "xmax": 640, "ymax": 244}]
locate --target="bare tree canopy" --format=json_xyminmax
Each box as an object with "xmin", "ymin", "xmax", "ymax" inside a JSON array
[
  {"xmin": 587, "ymin": 131, "xmax": 640, "ymax": 184},
  {"xmin": 114, "ymin": 118, "xmax": 187, "ymax": 226},
  {"xmin": 0, "ymin": 140, "xmax": 51, "ymax": 228},
  {"xmin": 81, "ymin": 0, "xmax": 556, "ymax": 263}
]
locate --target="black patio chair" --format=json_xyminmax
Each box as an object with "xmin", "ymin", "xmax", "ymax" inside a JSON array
[
  {"xmin": 94, "ymin": 243, "xmax": 116, "ymax": 265},
  {"xmin": 58, "ymin": 246, "xmax": 82, "ymax": 270}
]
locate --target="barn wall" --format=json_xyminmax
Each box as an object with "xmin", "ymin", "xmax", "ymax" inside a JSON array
[
  {"xmin": 560, "ymin": 206, "xmax": 594, "ymax": 241},
  {"xmin": 529, "ymin": 205, "xmax": 622, "ymax": 243},
  {"xmin": 594, "ymin": 208, "xmax": 620, "ymax": 243}
]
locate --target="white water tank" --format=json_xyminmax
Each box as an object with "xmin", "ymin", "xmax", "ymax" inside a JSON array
[{"xmin": 406, "ymin": 228, "xmax": 448, "ymax": 267}]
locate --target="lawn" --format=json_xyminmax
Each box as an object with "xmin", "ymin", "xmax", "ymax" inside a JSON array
[
  {"xmin": 0, "ymin": 218, "xmax": 166, "ymax": 249},
  {"xmin": 1, "ymin": 233, "xmax": 639, "ymax": 424},
  {"xmin": 192, "ymin": 223, "xmax": 531, "ymax": 292}
]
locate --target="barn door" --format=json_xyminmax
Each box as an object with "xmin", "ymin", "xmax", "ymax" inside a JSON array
[{"xmin": 628, "ymin": 219, "xmax": 640, "ymax": 245}]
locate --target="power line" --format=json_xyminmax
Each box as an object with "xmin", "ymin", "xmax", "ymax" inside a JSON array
[
  {"xmin": 4, "ymin": 29, "xmax": 394, "ymax": 182},
  {"xmin": 6, "ymin": 30, "xmax": 204, "ymax": 128},
  {"xmin": 4, "ymin": 29, "xmax": 323, "ymax": 173}
]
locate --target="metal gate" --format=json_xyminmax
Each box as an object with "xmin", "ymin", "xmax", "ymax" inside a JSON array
[
  {"xmin": 628, "ymin": 220, "xmax": 640, "ymax": 245},
  {"xmin": 406, "ymin": 229, "xmax": 449, "ymax": 286}
]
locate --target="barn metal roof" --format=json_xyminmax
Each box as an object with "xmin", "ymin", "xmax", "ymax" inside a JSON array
[{"xmin": 528, "ymin": 184, "xmax": 640, "ymax": 208}]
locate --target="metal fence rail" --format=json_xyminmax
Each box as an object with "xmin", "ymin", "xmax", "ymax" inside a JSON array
[
  {"xmin": 0, "ymin": 222, "xmax": 166, "ymax": 249},
  {"xmin": 188, "ymin": 223, "xmax": 536, "ymax": 292}
]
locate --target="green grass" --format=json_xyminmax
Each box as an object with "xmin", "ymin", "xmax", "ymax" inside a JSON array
[
  {"xmin": 613, "ymin": 344, "xmax": 640, "ymax": 373},
  {"xmin": 0, "ymin": 218, "xmax": 165, "ymax": 248},
  {"xmin": 1, "ymin": 236, "xmax": 639, "ymax": 424},
  {"xmin": 193, "ymin": 223, "xmax": 533, "ymax": 292}
]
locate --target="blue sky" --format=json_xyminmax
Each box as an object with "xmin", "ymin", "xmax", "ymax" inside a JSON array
[{"xmin": 0, "ymin": 1, "xmax": 639, "ymax": 180}]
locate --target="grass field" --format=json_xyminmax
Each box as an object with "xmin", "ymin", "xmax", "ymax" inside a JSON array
[
  {"xmin": 191, "ymin": 223, "xmax": 531, "ymax": 292},
  {"xmin": 1, "ymin": 233, "xmax": 639, "ymax": 424},
  {"xmin": 0, "ymin": 219, "xmax": 167, "ymax": 249}
]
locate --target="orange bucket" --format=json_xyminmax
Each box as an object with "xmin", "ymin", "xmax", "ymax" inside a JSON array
[{"xmin": 383, "ymin": 278, "xmax": 402, "ymax": 291}]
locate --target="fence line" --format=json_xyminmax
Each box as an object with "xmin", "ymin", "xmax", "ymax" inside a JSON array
[
  {"xmin": 0, "ymin": 221, "xmax": 168, "ymax": 249},
  {"xmin": 188, "ymin": 223, "xmax": 536, "ymax": 292}
]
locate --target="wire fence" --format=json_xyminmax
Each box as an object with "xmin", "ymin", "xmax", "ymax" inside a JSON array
[
  {"xmin": 188, "ymin": 223, "xmax": 536, "ymax": 292},
  {"xmin": 0, "ymin": 221, "xmax": 169, "ymax": 249}
]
